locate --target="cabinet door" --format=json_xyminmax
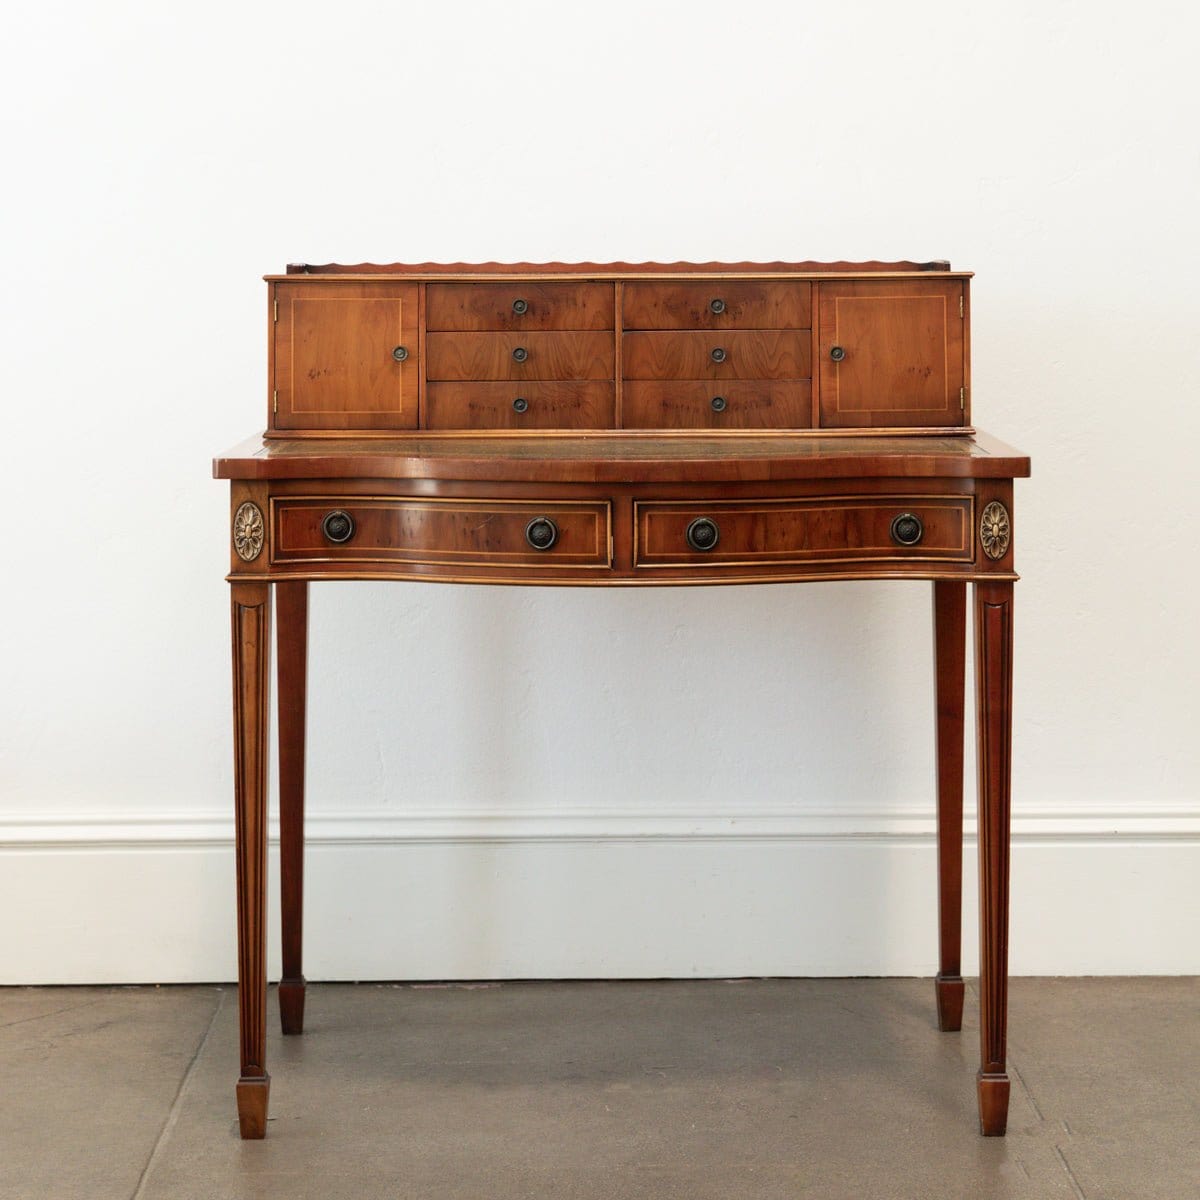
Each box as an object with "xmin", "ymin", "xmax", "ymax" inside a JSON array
[
  {"xmin": 273, "ymin": 282, "xmax": 419, "ymax": 430},
  {"xmin": 817, "ymin": 280, "xmax": 965, "ymax": 428}
]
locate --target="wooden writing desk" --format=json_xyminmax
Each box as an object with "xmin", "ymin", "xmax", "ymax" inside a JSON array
[{"xmin": 214, "ymin": 262, "xmax": 1029, "ymax": 1139}]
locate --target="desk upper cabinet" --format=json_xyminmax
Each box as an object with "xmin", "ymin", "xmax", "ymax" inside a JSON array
[{"xmin": 265, "ymin": 262, "xmax": 971, "ymax": 437}]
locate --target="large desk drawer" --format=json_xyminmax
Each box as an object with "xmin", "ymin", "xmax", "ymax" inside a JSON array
[
  {"xmin": 272, "ymin": 498, "xmax": 612, "ymax": 569},
  {"xmin": 635, "ymin": 496, "xmax": 974, "ymax": 567}
]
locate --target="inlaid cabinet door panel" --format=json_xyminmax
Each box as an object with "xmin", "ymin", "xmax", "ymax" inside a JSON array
[
  {"xmin": 817, "ymin": 280, "xmax": 965, "ymax": 428},
  {"xmin": 273, "ymin": 283, "xmax": 419, "ymax": 430}
]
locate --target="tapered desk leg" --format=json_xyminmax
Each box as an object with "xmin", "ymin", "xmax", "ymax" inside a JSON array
[
  {"xmin": 974, "ymin": 581, "xmax": 1014, "ymax": 1136},
  {"xmin": 933, "ymin": 582, "xmax": 966, "ymax": 1033},
  {"xmin": 231, "ymin": 581, "xmax": 271, "ymax": 1139},
  {"xmin": 276, "ymin": 582, "xmax": 308, "ymax": 1036}
]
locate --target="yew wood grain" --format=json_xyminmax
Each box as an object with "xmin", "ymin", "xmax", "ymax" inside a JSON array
[
  {"xmin": 273, "ymin": 283, "xmax": 419, "ymax": 431},
  {"xmin": 621, "ymin": 381, "xmax": 812, "ymax": 429},
  {"xmin": 427, "ymin": 332, "xmax": 614, "ymax": 381},
  {"xmin": 622, "ymin": 281, "xmax": 811, "ymax": 329},
  {"xmin": 426, "ymin": 382, "xmax": 615, "ymax": 430},
  {"xmin": 230, "ymin": 580, "xmax": 271, "ymax": 1139},
  {"xmin": 215, "ymin": 432, "xmax": 1031, "ymax": 484},
  {"xmin": 271, "ymin": 497, "xmax": 612, "ymax": 569},
  {"xmin": 276, "ymin": 581, "xmax": 307, "ymax": 1037},
  {"xmin": 623, "ymin": 331, "xmax": 811, "ymax": 381},
  {"xmin": 975, "ymin": 579, "xmax": 1014, "ymax": 1136},
  {"xmin": 933, "ymin": 581, "xmax": 967, "ymax": 1034},
  {"xmin": 635, "ymin": 497, "xmax": 973, "ymax": 567},
  {"xmin": 818, "ymin": 279, "xmax": 966, "ymax": 429},
  {"xmin": 427, "ymin": 282, "xmax": 613, "ymax": 330},
  {"xmin": 224, "ymin": 259, "xmax": 1025, "ymax": 1141}
]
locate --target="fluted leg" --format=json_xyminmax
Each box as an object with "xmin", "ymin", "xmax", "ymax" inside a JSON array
[
  {"xmin": 231, "ymin": 581, "xmax": 271, "ymax": 1138},
  {"xmin": 277, "ymin": 581, "xmax": 308, "ymax": 1036},
  {"xmin": 933, "ymin": 582, "xmax": 966, "ymax": 1032},
  {"xmin": 974, "ymin": 581, "xmax": 1014, "ymax": 1136}
]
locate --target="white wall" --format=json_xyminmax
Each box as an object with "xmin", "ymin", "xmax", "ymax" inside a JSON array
[{"xmin": 2, "ymin": 1, "xmax": 1197, "ymax": 983}]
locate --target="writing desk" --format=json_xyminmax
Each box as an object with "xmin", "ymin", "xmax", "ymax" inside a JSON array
[{"xmin": 214, "ymin": 262, "xmax": 1029, "ymax": 1140}]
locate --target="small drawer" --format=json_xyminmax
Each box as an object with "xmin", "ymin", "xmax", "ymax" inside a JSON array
[
  {"xmin": 427, "ymin": 332, "xmax": 614, "ymax": 381},
  {"xmin": 622, "ymin": 381, "xmax": 812, "ymax": 429},
  {"xmin": 623, "ymin": 331, "xmax": 811, "ymax": 380},
  {"xmin": 426, "ymin": 382, "xmax": 615, "ymax": 430},
  {"xmin": 635, "ymin": 497, "xmax": 974, "ymax": 567},
  {"xmin": 623, "ymin": 281, "xmax": 811, "ymax": 329},
  {"xmin": 272, "ymin": 498, "xmax": 612, "ymax": 569},
  {"xmin": 427, "ymin": 283, "xmax": 614, "ymax": 331}
]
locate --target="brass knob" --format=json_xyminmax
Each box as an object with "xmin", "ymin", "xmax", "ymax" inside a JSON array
[
  {"xmin": 392, "ymin": 345, "xmax": 409, "ymax": 362},
  {"xmin": 686, "ymin": 516, "xmax": 720, "ymax": 552},
  {"xmin": 709, "ymin": 298, "xmax": 727, "ymax": 315},
  {"xmin": 710, "ymin": 395, "xmax": 727, "ymax": 413},
  {"xmin": 525, "ymin": 516, "xmax": 558, "ymax": 551},
  {"xmin": 830, "ymin": 345, "xmax": 846, "ymax": 362},
  {"xmin": 710, "ymin": 347, "xmax": 727, "ymax": 364},
  {"xmin": 322, "ymin": 510, "xmax": 355, "ymax": 544},
  {"xmin": 512, "ymin": 346, "xmax": 529, "ymax": 363},
  {"xmin": 890, "ymin": 513, "xmax": 924, "ymax": 546},
  {"xmin": 512, "ymin": 298, "xmax": 529, "ymax": 315},
  {"xmin": 512, "ymin": 397, "xmax": 529, "ymax": 413}
]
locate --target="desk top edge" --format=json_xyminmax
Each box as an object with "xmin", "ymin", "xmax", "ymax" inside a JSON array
[{"xmin": 214, "ymin": 431, "xmax": 1030, "ymax": 483}]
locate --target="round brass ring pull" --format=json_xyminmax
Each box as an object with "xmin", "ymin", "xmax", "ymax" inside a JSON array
[
  {"xmin": 686, "ymin": 516, "xmax": 720, "ymax": 552},
  {"xmin": 525, "ymin": 516, "xmax": 558, "ymax": 551},
  {"xmin": 322, "ymin": 510, "xmax": 355, "ymax": 544}
]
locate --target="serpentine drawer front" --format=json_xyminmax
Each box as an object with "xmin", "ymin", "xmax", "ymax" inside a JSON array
[
  {"xmin": 634, "ymin": 496, "xmax": 974, "ymax": 568},
  {"xmin": 219, "ymin": 260, "xmax": 1028, "ymax": 1142},
  {"xmin": 271, "ymin": 497, "xmax": 612, "ymax": 570}
]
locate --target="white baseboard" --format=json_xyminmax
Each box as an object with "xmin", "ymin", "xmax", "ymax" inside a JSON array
[{"xmin": 2, "ymin": 805, "xmax": 1197, "ymax": 983}]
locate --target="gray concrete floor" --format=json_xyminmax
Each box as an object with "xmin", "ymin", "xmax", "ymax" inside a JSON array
[{"xmin": 1, "ymin": 979, "xmax": 1197, "ymax": 1199}]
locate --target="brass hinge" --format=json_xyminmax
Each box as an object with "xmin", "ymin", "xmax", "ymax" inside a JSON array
[
  {"xmin": 959, "ymin": 294, "xmax": 964, "ymax": 318},
  {"xmin": 960, "ymin": 386, "xmax": 966, "ymax": 410},
  {"xmin": 273, "ymin": 298, "xmax": 278, "ymax": 322},
  {"xmin": 272, "ymin": 390, "xmax": 278, "ymax": 414}
]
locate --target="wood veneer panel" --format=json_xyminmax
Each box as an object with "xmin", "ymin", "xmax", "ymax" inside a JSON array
[
  {"xmin": 635, "ymin": 496, "xmax": 973, "ymax": 567},
  {"xmin": 622, "ymin": 381, "xmax": 812, "ymax": 429},
  {"xmin": 271, "ymin": 497, "xmax": 612, "ymax": 569},
  {"xmin": 214, "ymin": 432, "xmax": 1032, "ymax": 483},
  {"xmin": 427, "ymin": 332, "xmax": 614, "ymax": 381},
  {"xmin": 818, "ymin": 280, "xmax": 965, "ymax": 428},
  {"xmin": 623, "ymin": 331, "xmax": 811, "ymax": 380},
  {"xmin": 426, "ymin": 382, "xmax": 615, "ymax": 430},
  {"xmin": 623, "ymin": 281, "xmax": 811, "ymax": 329},
  {"xmin": 274, "ymin": 283, "xmax": 418, "ymax": 430},
  {"xmin": 427, "ymin": 282, "xmax": 613, "ymax": 330}
]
